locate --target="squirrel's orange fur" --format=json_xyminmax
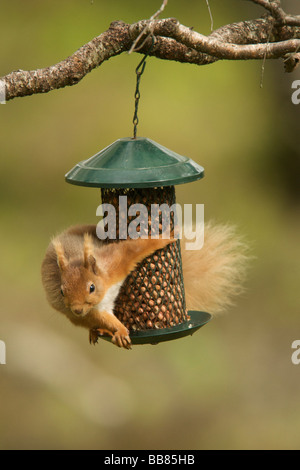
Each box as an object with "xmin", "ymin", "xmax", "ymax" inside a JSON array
[
  {"xmin": 41, "ymin": 223, "xmax": 248, "ymax": 349},
  {"xmin": 41, "ymin": 225, "xmax": 175, "ymax": 349}
]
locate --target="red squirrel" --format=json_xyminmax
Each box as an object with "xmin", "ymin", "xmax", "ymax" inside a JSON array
[
  {"xmin": 41, "ymin": 225, "xmax": 176, "ymax": 349},
  {"xmin": 41, "ymin": 223, "xmax": 248, "ymax": 349}
]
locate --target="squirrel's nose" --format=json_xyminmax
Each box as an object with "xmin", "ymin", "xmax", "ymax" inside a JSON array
[{"xmin": 72, "ymin": 307, "xmax": 83, "ymax": 315}]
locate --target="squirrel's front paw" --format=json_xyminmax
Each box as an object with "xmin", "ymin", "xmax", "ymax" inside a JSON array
[
  {"xmin": 89, "ymin": 328, "xmax": 113, "ymax": 345},
  {"xmin": 112, "ymin": 327, "xmax": 132, "ymax": 350}
]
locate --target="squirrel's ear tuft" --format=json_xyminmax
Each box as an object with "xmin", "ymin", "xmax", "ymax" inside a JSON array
[
  {"xmin": 83, "ymin": 234, "xmax": 100, "ymax": 275},
  {"xmin": 83, "ymin": 233, "xmax": 94, "ymax": 264},
  {"xmin": 52, "ymin": 240, "xmax": 68, "ymax": 272},
  {"xmin": 86, "ymin": 254, "xmax": 101, "ymax": 276}
]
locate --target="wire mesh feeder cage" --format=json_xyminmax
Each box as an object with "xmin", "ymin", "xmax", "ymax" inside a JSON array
[{"xmin": 65, "ymin": 137, "xmax": 212, "ymax": 345}]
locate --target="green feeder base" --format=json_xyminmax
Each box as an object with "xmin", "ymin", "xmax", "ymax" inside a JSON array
[{"xmin": 100, "ymin": 311, "xmax": 212, "ymax": 346}]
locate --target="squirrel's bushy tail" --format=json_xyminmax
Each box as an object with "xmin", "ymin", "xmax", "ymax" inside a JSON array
[{"xmin": 181, "ymin": 222, "xmax": 249, "ymax": 315}]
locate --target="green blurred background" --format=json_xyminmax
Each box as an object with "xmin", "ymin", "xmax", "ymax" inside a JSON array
[{"xmin": 0, "ymin": 0, "xmax": 300, "ymax": 450}]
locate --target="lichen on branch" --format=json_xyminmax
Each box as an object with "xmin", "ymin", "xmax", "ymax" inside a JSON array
[{"xmin": 1, "ymin": 0, "xmax": 300, "ymax": 101}]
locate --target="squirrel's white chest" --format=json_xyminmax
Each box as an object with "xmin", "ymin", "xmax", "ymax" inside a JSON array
[{"xmin": 95, "ymin": 281, "xmax": 124, "ymax": 315}]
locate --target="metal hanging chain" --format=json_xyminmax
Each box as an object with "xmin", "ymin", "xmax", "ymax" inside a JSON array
[{"xmin": 132, "ymin": 35, "xmax": 155, "ymax": 139}]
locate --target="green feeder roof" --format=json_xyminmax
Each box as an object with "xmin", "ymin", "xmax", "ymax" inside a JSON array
[{"xmin": 65, "ymin": 137, "xmax": 204, "ymax": 188}]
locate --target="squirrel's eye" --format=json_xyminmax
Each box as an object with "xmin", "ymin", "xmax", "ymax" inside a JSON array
[
  {"xmin": 89, "ymin": 284, "xmax": 95, "ymax": 294},
  {"xmin": 61, "ymin": 288, "xmax": 64, "ymax": 297}
]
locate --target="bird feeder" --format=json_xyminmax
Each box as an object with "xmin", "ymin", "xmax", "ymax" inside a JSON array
[{"xmin": 65, "ymin": 136, "xmax": 212, "ymax": 345}]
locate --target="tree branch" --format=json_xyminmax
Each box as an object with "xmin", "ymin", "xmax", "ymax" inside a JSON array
[
  {"xmin": 2, "ymin": 21, "xmax": 132, "ymax": 101},
  {"xmin": 128, "ymin": 0, "xmax": 169, "ymax": 53},
  {"xmin": 249, "ymin": 0, "xmax": 300, "ymax": 27},
  {"xmin": 174, "ymin": 22, "xmax": 300, "ymax": 60},
  {"xmin": 1, "ymin": 1, "xmax": 300, "ymax": 102}
]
